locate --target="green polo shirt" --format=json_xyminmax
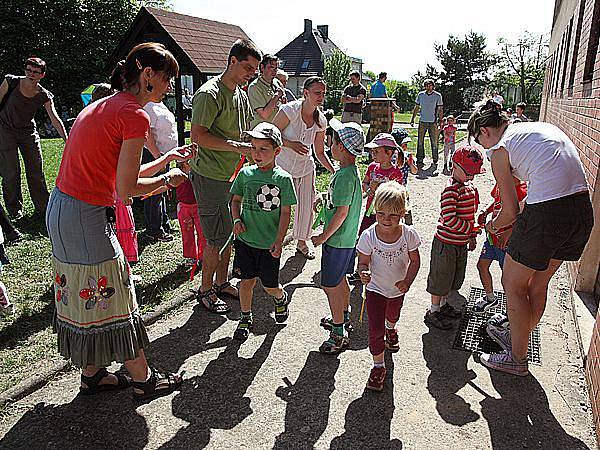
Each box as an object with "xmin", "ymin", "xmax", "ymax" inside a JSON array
[
  {"xmin": 248, "ymin": 76, "xmax": 283, "ymax": 128},
  {"xmin": 190, "ymin": 75, "xmax": 252, "ymax": 181}
]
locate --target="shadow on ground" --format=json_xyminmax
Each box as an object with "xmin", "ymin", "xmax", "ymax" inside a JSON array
[{"xmin": 471, "ymin": 362, "xmax": 590, "ymax": 450}]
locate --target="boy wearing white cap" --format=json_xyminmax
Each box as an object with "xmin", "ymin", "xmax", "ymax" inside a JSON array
[
  {"xmin": 312, "ymin": 120, "xmax": 365, "ymax": 354},
  {"xmin": 230, "ymin": 122, "xmax": 297, "ymax": 340}
]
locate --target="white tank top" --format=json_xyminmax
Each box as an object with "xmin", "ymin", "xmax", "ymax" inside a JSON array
[{"xmin": 486, "ymin": 122, "xmax": 588, "ymax": 204}]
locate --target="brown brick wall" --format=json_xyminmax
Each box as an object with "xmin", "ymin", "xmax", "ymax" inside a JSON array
[{"xmin": 542, "ymin": 0, "xmax": 600, "ymax": 444}]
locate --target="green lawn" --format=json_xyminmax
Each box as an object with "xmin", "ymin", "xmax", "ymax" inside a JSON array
[{"xmin": 0, "ymin": 139, "xmax": 192, "ymax": 394}]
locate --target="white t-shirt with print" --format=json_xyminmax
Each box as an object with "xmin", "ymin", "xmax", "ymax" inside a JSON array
[
  {"xmin": 275, "ymin": 99, "xmax": 326, "ymax": 178},
  {"xmin": 143, "ymin": 102, "xmax": 178, "ymax": 155},
  {"xmin": 357, "ymin": 224, "xmax": 421, "ymax": 298},
  {"xmin": 487, "ymin": 122, "xmax": 588, "ymax": 204}
]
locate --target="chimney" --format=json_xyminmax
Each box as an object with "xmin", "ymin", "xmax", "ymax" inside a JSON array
[
  {"xmin": 303, "ymin": 19, "xmax": 312, "ymax": 41},
  {"xmin": 317, "ymin": 25, "xmax": 329, "ymax": 42}
]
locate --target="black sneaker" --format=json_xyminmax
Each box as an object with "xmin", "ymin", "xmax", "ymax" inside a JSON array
[
  {"xmin": 439, "ymin": 303, "xmax": 463, "ymax": 319},
  {"xmin": 233, "ymin": 315, "xmax": 253, "ymax": 341},
  {"xmin": 424, "ymin": 310, "xmax": 453, "ymax": 330},
  {"xmin": 274, "ymin": 291, "xmax": 290, "ymax": 323}
]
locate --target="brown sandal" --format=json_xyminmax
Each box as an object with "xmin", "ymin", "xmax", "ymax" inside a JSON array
[
  {"xmin": 214, "ymin": 281, "xmax": 239, "ymax": 300},
  {"xmin": 132, "ymin": 367, "xmax": 182, "ymax": 401}
]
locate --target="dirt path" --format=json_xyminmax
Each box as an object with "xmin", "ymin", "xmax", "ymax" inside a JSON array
[{"xmin": 0, "ymin": 158, "xmax": 596, "ymax": 449}]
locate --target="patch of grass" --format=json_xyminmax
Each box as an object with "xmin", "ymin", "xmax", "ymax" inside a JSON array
[{"xmin": 0, "ymin": 139, "xmax": 193, "ymax": 393}]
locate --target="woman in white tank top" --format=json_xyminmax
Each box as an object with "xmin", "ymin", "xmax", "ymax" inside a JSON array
[
  {"xmin": 467, "ymin": 100, "xmax": 593, "ymax": 377},
  {"xmin": 273, "ymin": 77, "xmax": 334, "ymax": 259}
]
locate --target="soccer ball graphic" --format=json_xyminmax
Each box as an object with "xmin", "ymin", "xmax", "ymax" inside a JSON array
[{"xmin": 256, "ymin": 184, "xmax": 281, "ymax": 211}]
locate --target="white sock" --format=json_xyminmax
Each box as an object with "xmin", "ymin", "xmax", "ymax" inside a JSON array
[
  {"xmin": 374, "ymin": 361, "xmax": 385, "ymax": 368},
  {"xmin": 430, "ymin": 303, "xmax": 440, "ymax": 313},
  {"xmin": 440, "ymin": 297, "xmax": 447, "ymax": 307},
  {"xmin": 385, "ymin": 320, "xmax": 396, "ymax": 330},
  {"xmin": 485, "ymin": 291, "xmax": 495, "ymax": 301}
]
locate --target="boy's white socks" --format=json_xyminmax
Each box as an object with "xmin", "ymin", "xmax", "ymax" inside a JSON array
[
  {"xmin": 430, "ymin": 303, "xmax": 441, "ymax": 313},
  {"xmin": 440, "ymin": 297, "xmax": 447, "ymax": 307},
  {"xmin": 485, "ymin": 291, "xmax": 495, "ymax": 301}
]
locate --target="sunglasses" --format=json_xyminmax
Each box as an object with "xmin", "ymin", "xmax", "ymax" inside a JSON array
[{"xmin": 25, "ymin": 67, "xmax": 43, "ymax": 75}]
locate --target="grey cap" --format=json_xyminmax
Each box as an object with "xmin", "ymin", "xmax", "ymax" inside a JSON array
[{"xmin": 241, "ymin": 122, "xmax": 283, "ymax": 148}]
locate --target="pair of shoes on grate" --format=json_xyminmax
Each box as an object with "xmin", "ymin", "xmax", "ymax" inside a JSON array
[{"xmin": 480, "ymin": 319, "xmax": 527, "ymax": 376}]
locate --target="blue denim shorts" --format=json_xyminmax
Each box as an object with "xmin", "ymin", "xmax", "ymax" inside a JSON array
[
  {"xmin": 480, "ymin": 240, "xmax": 506, "ymax": 268},
  {"xmin": 321, "ymin": 244, "xmax": 356, "ymax": 287}
]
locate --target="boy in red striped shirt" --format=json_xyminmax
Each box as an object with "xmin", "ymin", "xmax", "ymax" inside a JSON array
[{"xmin": 425, "ymin": 146, "xmax": 485, "ymax": 329}]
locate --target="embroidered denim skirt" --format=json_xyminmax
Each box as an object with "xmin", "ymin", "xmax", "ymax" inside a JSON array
[{"xmin": 46, "ymin": 188, "xmax": 149, "ymax": 368}]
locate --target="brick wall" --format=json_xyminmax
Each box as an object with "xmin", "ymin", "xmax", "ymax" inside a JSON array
[{"xmin": 542, "ymin": 0, "xmax": 600, "ymax": 444}]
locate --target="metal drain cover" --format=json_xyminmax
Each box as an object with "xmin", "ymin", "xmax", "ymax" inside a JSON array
[{"xmin": 452, "ymin": 287, "xmax": 541, "ymax": 365}]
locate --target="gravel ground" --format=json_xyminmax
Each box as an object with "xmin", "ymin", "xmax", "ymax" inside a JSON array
[{"xmin": 0, "ymin": 156, "xmax": 596, "ymax": 450}]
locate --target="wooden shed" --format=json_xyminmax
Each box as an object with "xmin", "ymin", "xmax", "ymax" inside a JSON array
[{"xmin": 108, "ymin": 6, "xmax": 252, "ymax": 144}]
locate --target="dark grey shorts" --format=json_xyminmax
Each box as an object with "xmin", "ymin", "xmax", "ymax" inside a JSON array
[
  {"xmin": 189, "ymin": 170, "xmax": 233, "ymax": 247},
  {"xmin": 507, "ymin": 191, "xmax": 593, "ymax": 271}
]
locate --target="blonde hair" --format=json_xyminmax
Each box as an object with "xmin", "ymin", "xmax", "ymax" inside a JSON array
[{"xmin": 373, "ymin": 181, "xmax": 407, "ymax": 216}]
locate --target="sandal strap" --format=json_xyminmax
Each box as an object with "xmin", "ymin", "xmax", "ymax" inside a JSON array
[
  {"xmin": 81, "ymin": 367, "xmax": 109, "ymax": 388},
  {"xmin": 197, "ymin": 288, "xmax": 216, "ymax": 299},
  {"xmin": 214, "ymin": 281, "xmax": 232, "ymax": 292}
]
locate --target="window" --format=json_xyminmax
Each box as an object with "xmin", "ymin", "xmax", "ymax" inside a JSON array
[
  {"xmin": 583, "ymin": 0, "xmax": 600, "ymax": 87},
  {"xmin": 301, "ymin": 59, "xmax": 310, "ymax": 70},
  {"xmin": 568, "ymin": 0, "xmax": 586, "ymax": 95},
  {"xmin": 561, "ymin": 17, "xmax": 573, "ymax": 95},
  {"xmin": 279, "ymin": 60, "xmax": 286, "ymax": 69}
]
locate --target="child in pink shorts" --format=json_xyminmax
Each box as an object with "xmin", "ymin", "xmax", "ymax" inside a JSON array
[{"xmin": 176, "ymin": 161, "xmax": 206, "ymax": 265}]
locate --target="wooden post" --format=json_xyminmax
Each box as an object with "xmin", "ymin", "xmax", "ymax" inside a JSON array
[{"xmin": 175, "ymin": 73, "xmax": 185, "ymax": 146}]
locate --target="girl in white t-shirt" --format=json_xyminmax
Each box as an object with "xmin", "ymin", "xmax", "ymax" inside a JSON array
[
  {"xmin": 273, "ymin": 77, "xmax": 335, "ymax": 259},
  {"xmin": 357, "ymin": 181, "xmax": 421, "ymax": 392}
]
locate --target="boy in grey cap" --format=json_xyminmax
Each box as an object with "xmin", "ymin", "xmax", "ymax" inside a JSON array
[{"xmin": 230, "ymin": 122, "xmax": 297, "ymax": 340}]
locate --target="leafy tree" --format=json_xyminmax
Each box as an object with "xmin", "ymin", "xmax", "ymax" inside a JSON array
[
  {"xmin": 323, "ymin": 49, "xmax": 352, "ymax": 113},
  {"xmin": 433, "ymin": 32, "xmax": 497, "ymax": 113},
  {"xmin": 138, "ymin": 0, "xmax": 173, "ymax": 9},
  {"xmin": 495, "ymin": 33, "xmax": 549, "ymax": 104},
  {"xmin": 0, "ymin": 0, "xmax": 139, "ymax": 115},
  {"xmin": 384, "ymin": 80, "xmax": 418, "ymax": 112}
]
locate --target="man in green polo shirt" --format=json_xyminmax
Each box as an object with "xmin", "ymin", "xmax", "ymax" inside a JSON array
[
  {"xmin": 247, "ymin": 54, "xmax": 284, "ymax": 127},
  {"xmin": 190, "ymin": 38, "xmax": 262, "ymax": 314}
]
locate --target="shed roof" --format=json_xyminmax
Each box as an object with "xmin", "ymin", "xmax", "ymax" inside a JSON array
[{"xmin": 111, "ymin": 7, "xmax": 252, "ymax": 75}]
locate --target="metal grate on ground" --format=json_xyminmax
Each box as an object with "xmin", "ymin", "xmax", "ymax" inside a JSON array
[{"xmin": 452, "ymin": 286, "xmax": 542, "ymax": 365}]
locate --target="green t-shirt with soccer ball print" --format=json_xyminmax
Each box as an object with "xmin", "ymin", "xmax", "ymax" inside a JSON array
[
  {"xmin": 230, "ymin": 165, "xmax": 297, "ymax": 250},
  {"xmin": 323, "ymin": 164, "xmax": 362, "ymax": 248}
]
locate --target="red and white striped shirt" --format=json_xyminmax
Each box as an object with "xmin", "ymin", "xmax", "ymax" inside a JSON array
[{"xmin": 435, "ymin": 179, "xmax": 479, "ymax": 246}]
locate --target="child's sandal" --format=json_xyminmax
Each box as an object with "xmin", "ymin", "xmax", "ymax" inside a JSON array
[
  {"xmin": 132, "ymin": 367, "xmax": 182, "ymax": 401},
  {"xmin": 197, "ymin": 288, "xmax": 231, "ymax": 314},
  {"xmin": 214, "ymin": 281, "xmax": 239, "ymax": 300},
  {"xmin": 79, "ymin": 367, "xmax": 131, "ymax": 396}
]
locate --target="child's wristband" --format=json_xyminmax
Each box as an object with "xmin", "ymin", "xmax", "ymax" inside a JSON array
[{"xmin": 233, "ymin": 218, "xmax": 242, "ymax": 225}]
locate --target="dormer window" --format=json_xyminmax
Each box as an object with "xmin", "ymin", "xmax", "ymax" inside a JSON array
[{"xmin": 301, "ymin": 59, "xmax": 310, "ymax": 70}]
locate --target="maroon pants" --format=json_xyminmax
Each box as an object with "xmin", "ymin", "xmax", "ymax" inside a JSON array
[{"xmin": 366, "ymin": 289, "xmax": 404, "ymax": 356}]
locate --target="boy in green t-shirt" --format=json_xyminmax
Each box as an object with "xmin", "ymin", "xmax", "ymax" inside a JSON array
[
  {"xmin": 312, "ymin": 119, "xmax": 365, "ymax": 354},
  {"xmin": 230, "ymin": 122, "xmax": 297, "ymax": 340}
]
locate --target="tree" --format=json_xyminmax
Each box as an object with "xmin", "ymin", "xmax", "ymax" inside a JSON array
[
  {"xmin": 384, "ymin": 80, "xmax": 418, "ymax": 112},
  {"xmin": 0, "ymin": 0, "xmax": 139, "ymax": 114},
  {"xmin": 433, "ymin": 32, "xmax": 497, "ymax": 113},
  {"xmin": 137, "ymin": 0, "xmax": 173, "ymax": 9},
  {"xmin": 496, "ymin": 33, "xmax": 549, "ymax": 104},
  {"xmin": 323, "ymin": 50, "xmax": 352, "ymax": 114}
]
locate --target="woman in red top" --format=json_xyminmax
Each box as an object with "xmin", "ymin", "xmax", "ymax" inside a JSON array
[{"xmin": 47, "ymin": 43, "xmax": 194, "ymax": 401}]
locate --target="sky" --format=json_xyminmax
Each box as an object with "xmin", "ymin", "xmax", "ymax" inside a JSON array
[{"xmin": 173, "ymin": 0, "xmax": 554, "ymax": 81}]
